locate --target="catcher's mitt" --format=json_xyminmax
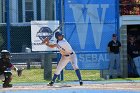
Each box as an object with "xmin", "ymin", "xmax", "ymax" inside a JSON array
[{"xmin": 17, "ymin": 68, "xmax": 23, "ymax": 77}]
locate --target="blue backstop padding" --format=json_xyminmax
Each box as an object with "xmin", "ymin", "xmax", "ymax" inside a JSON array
[{"xmin": 56, "ymin": 0, "xmax": 119, "ymax": 70}]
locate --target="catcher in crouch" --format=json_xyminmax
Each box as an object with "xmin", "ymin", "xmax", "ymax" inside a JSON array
[
  {"xmin": 0, "ymin": 50, "xmax": 22, "ymax": 88},
  {"xmin": 42, "ymin": 32, "xmax": 83, "ymax": 86}
]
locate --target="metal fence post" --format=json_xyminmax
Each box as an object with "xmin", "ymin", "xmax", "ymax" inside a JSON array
[
  {"xmin": 41, "ymin": 54, "xmax": 45, "ymax": 69},
  {"xmin": 6, "ymin": 0, "xmax": 11, "ymax": 51},
  {"xmin": 25, "ymin": 47, "xmax": 31, "ymax": 69},
  {"xmin": 44, "ymin": 53, "xmax": 52, "ymax": 80}
]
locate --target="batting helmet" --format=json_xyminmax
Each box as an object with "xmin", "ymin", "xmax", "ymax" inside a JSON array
[{"xmin": 55, "ymin": 32, "xmax": 63, "ymax": 39}]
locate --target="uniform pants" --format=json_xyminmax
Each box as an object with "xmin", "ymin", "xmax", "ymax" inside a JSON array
[
  {"xmin": 109, "ymin": 53, "xmax": 121, "ymax": 76},
  {"xmin": 133, "ymin": 56, "xmax": 140, "ymax": 76},
  {"xmin": 55, "ymin": 53, "xmax": 79, "ymax": 75}
]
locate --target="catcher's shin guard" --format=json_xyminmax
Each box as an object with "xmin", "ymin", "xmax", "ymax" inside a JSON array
[
  {"xmin": 3, "ymin": 83, "xmax": 12, "ymax": 88},
  {"xmin": 3, "ymin": 77, "xmax": 12, "ymax": 88},
  {"xmin": 3, "ymin": 71, "xmax": 12, "ymax": 88}
]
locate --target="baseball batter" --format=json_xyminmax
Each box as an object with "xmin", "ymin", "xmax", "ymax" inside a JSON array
[{"xmin": 42, "ymin": 32, "xmax": 83, "ymax": 86}]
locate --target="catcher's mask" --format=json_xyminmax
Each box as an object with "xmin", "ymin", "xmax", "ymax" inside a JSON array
[
  {"xmin": 55, "ymin": 32, "xmax": 63, "ymax": 39},
  {"xmin": 1, "ymin": 50, "xmax": 11, "ymax": 59}
]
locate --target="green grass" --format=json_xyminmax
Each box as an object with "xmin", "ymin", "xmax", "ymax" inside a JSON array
[
  {"xmin": 63, "ymin": 70, "xmax": 101, "ymax": 81},
  {"xmin": 0, "ymin": 68, "xmax": 140, "ymax": 84},
  {"xmin": 11, "ymin": 68, "xmax": 101, "ymax": 83},
  {"xmin": 11, "ymin": 69, "xmax": 47, "ymax": 83},
  {"xmin": 111, "ymin": 78, "xmax": 140, "ymax": 81}
]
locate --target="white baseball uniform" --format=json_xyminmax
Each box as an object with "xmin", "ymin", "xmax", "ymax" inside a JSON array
[{"xmin": 55, "ymin": 38, "xmax": 79, "ymax": 75}]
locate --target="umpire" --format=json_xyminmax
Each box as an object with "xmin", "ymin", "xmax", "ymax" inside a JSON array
[{"xmin": 107, "ymin": 34, "xmax": 121, "ymax": 79}]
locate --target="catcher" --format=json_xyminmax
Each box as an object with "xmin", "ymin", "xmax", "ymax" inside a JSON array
[{"xmin": 0, "ymin": 50, "xmax": 23, "ymax": 88}]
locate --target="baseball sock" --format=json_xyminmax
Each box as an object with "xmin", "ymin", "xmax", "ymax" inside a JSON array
[
  {"xmin": 75, "ymin": 69, "xmax": 82, "ymax": 81},
  {"xmin": 52, "ymin": 74, "xmax": 58, "ymax": 82}
]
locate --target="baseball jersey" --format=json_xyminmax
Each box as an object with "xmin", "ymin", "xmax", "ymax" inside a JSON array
[
  {"xmin": 56, "ymin": 38, "xmax": 73, "ymax": 56},
  {"xmin": 108, "ymin": 40, "xmax": 121, "ymax": 54},
  {"xmin": 127, "ymin": 42, "xmax": 140, "ymax": 58}
]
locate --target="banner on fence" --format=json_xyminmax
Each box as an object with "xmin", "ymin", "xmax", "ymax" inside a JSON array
[
  {"xmin": 65, "ymin": 52, "xmax": 110, "ymax": 70},
  {"xmin": 31, "ymin": 21, "xmax": 59, "ymax": 51},
  {"xmin": 63, "ymin": 0, "xmax": 118, "ymax": 69}
]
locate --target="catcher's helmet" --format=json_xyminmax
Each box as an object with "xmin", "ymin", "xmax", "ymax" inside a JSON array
[
  {"xmin": 55, "ymin": 32, "xmax": 63, "ymax": 39},
  {"xmin": 1, "ymin": 50, "xmax": 11, "ymax": 59}
]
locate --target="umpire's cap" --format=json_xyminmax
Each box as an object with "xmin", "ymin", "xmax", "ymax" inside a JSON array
[{"xmin": 55, "ymin": 32, "xmax": 63, "ymax": 39}]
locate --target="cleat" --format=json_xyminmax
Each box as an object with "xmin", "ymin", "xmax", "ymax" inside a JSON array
[
  {"xmin": 47, "ymin": 81, "xmax": 54, "ymax": 86},
  {"xmin": 79, "ymin": 81, "xmax": 83, "ymax": 86}
]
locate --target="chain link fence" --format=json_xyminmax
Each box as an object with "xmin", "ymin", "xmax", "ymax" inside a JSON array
[
  {"xmin": 8, "ymin": 52, "xmax": 101, "ymax": 83},
  {"xmin": 0, "ymin": 0, "xmax": 102, "ymax": 83},
  {"xmin": 1, "ymin": 0, "xmax": 140, "ymax": 84},
  {"xmin": 0, "ymin": 26, "xmax": 31, "ymax": 52},
  {"xmin": 0, "ymin": 25, "xmax": 101, "ymax": 83}
]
